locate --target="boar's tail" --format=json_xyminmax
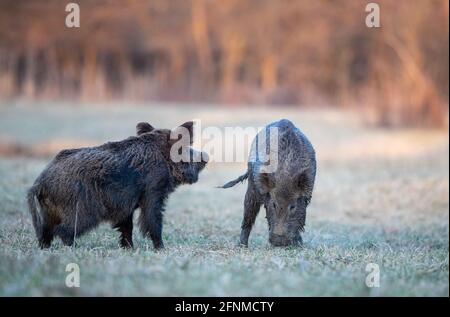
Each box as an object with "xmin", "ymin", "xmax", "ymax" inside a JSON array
[
  {"xmin": 219, "ymin": 172, "xmax": 249, "ymax": 188},
  {"xmin": 27, "ymin": 186, "xmax": 42, "ymax": 241}
]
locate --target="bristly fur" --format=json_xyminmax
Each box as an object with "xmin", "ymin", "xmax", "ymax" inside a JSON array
[
  {"xmin": 221, "ymin": 119, "xmax": 316, "ymax": 247},
  {"xmin": 27, "ymin": 121, "xmax": 207, "ymax": 249}
]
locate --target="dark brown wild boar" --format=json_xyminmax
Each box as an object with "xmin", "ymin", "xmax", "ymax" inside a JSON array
[
  {"xmin": 221, "ymin": 119, "xmax": 316, "ymax": 247},
  {"xmin": 27, "ymin": 121, "xmax": 208, "ymax": 249}
]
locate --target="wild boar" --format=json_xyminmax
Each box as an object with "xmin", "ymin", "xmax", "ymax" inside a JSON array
[
  {"xmin": 221, "ymin": 119, "xmax": 316, "ymax": 247},
  {"xmin": 27, "ymin": 121, "xmax": 208, "ymax": 249}
]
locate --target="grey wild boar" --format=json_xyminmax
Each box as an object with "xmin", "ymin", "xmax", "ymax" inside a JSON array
[
  {"xmin": 27, "ymin": 121, "xmax": 208, "ymax": 249},
  {"xmin": 221, "ymin": 119, "xmax": 316, "ymax": 247}
]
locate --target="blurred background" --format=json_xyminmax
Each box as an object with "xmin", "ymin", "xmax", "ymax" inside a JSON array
[
  {"xmin": 0, "ymin": 0, "xmax": 448, "ymax": 127},
  {"xmin": 0, "ymin": 1, "xmax": 449, "ymax": 296}
]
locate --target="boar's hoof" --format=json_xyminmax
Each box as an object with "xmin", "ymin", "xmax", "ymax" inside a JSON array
[
  {"xmin": 269, "ymin": 234, "xmax": 297, "ymax": 247},
  {"xmin": 153, "ymin": 241, "xmax": 165, "ymax": 251},
  {"xmin": 238, "ymin": 241, "xmax": 249, "ymax": 248},
  {"xmin": 120, "ymin": 240, "xmax": 133, "ymax": 249}
]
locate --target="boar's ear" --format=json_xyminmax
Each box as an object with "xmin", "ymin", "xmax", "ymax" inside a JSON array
[
  {"xmin": 296, "ymin": 172, "xmax": 310, "ymax": 192},
  {"xmin": 136, "ymin": 122, "xmax": 154, "ymax": 135},
  {"xmin": 178, "ymin": 121, "xmax": 194, "ymax": 145},
  {"xmin": 258, "ymin": 172, "xmax": 275, "ymax": 194}
]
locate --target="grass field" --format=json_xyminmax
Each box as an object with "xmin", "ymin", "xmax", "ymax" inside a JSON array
[{"xmin": 0, "ymin": 101, "xmax": 448, "ymax": 296}]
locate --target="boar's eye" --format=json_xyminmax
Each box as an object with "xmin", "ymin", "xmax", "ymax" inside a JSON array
[
  {"xmin": 259, "ymin": 173, "xmax": 275, "ymax": 193},
  {"xmin": 297, "ymin": 173, "xmax": 309, "ymax": 192}
]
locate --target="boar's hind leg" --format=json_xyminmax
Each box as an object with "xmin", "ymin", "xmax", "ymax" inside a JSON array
[
  {"xmin": 240, "ymin": 184, "xmax": 261, "ymax": 247},
  {"xmin": 37, "ymin": 203, "xmax": 57, "ymax": 249},
  {"xmin": 40, "ymin": 219, "xmax": 56, "ymax": 249},
  {"xmin": 113, "ymin": 214, "xmax": 134, "ymax": 249},
  {"xmin": 139, "ymin": 193, "xmax": 167, "ymax": 250},
  {"xmin": 55, "ymin": 224, "xmax": 75, "ymax": 247}
]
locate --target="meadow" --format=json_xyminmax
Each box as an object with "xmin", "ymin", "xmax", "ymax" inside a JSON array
[{"xmin": 0, "ymin": 101, "xmax": 448, "ymax": 296}]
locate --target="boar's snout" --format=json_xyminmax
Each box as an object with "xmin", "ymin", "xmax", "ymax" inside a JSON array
[
  {"xmin": 172, "ymin": 149, "xmax": 208, "ymax": 185},
  {"xmin": 200, "ymin": 151, "xmax": 209, "ymax": 166},
  {"xmin": 269, "ymin": 233, "xmax": 298, "ymax": 247},
  {"xmin": 195, "ymin": 150, "xmax": 208, "ymax": 173}
]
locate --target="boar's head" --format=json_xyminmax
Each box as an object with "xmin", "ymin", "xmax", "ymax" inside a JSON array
[
  {"xmin": 136, "ymin": 121, "xmax": 208, "ymax": 185},
  {"xmin": 256, "ymin": 162, "xmax": 315, "ymax": 247}
]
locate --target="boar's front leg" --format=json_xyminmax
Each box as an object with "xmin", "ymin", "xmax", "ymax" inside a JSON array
[
  {"xmin": 113, "ymin": 214, "xmax": 134, "ymax": 249},
  {"xmin": 240, "ymin": 183, "xmax": 261, "ymax": 247},
  {"xmin": 290, "ymin": 196, "xmax": 310, "ymax": 245},
  {"xmin": 139, "ymin": 192, "xmax": 167, "ymax": 250}
]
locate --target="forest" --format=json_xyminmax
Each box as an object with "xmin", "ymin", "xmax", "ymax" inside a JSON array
[{"xmin": 0, "ymin": 0, "xmax": 448, "ymax": 127}]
